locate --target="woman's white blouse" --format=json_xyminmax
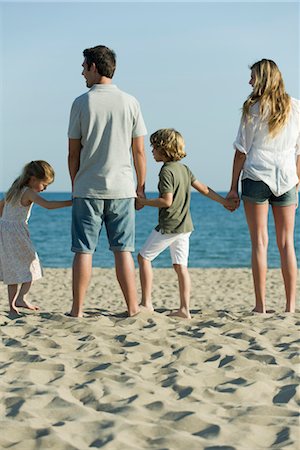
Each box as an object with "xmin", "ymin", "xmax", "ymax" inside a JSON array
[{"xmin": 233, "ymin": 97, "xmax": 300, "ymax": 196}]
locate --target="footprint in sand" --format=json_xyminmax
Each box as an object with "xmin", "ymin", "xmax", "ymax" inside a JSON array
[{"xmin": 273, "ymin": 384, "xmax": 297, "ymax": 404}]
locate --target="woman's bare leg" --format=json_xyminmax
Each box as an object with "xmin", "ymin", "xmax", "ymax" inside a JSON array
[
  {"xmin": 272, "ymin": 205, "xmax": 297, "ymax": 312},
  {"xmin": 244, "ymin": 201, "xmax": 269, "ymax": 313}
]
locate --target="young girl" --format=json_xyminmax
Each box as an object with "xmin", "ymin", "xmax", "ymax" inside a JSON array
[
  {"xmin": 0, "ymin": 160, "xmax": 72, "ymax": 315},
  {"xmin": 136, "ymin": 129, "xmax": 236, "ymax": 319}
]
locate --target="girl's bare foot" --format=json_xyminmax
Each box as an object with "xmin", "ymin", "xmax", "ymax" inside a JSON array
[
  {"xmin": 9, "ymin": 305, "xmax": 20, "ymax": 316},
  {"xmin": 15, "ymin": 299, "xmax": 40, "ymax": 310},
  {"xmin": 168, "ymin": 309, "xmax": 191, "ymax": 319}
]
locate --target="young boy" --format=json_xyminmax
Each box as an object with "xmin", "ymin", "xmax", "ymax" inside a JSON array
[{"xmin": 136, "ymin": 128, "xmax": 236, "ymax": 319}]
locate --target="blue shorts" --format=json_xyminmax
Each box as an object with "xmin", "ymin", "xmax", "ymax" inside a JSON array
[
  {"xmin": 71, "ymin": 198, "xmax": 135, "ymax": 253},
  {"xmin": 241, "ymin": 179, "xmax": 297, "ymax": 206}
]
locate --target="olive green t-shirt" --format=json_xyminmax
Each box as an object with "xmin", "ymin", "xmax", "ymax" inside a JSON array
[{"xmin": 155, "ymin": 162, "xmax": 196, "ymax": 234}]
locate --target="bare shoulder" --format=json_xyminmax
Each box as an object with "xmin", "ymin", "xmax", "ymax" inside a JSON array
[{"xmin": 20, "ymin": 188, "xmax": 35, "ymax": 206}]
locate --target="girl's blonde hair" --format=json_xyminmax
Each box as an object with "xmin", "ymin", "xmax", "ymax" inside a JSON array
[
  {"xmin": 6, "ymin": 160, "xmax": 55, "ymax": 204},
  {"xmin": 242, "ymin": 59, "xmax": 291, "ymax": 137},
  {"xmin": 150, "ymin": 128, "xmax": 186, "ymax": 161}
]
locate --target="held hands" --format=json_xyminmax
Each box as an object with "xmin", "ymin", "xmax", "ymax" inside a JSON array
[
  {"xmin": 135, "ymin": 187, "xmax": 146, "ymax": 211},
  {"xmin": 224, "ymin": 189, "xmax": 240, "ymax": 212},
  {"xmin": 135, "ymin": 196, "xmax": 147, "ymax": 210}
]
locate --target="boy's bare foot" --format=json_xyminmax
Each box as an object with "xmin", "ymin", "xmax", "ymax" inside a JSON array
[
  {"xmin": 15, "ymin": 299, "xmax": 40, "ymax": 311},
  {"xmin": 66, "ymin": 311, "xmax": 84, "ymax": 318},
  {"xmin": 168, "ymin": 309, "xmax": 191, "ymax": 319}
]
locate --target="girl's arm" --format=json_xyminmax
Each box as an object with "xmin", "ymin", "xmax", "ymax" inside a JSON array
[
  {"xmin": 0, "ymin": 199, "xmax": 4, "ymax": 217},
  {"xmin": 21, "ymin": 189, "xmax": 72, "ymax": 209},
  {"xmin": 192, "ymin": 180, "xmax": 237, "ymax": 210},
  {"xmin": 136, "ymin": 192, "xmax": 173, "ymax": 208}
]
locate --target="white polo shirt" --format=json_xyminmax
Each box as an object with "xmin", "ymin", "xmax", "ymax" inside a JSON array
[
  {"xmin": 233, "ymin": 97, "xmax": 300, "ymax": 196},
  {"xmin": 68, "ymin": 84, "xmax": 147, "ymax": 199}
]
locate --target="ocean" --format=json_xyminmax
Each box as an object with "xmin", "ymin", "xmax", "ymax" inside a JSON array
[{"xmin": 4, "ymin": 192, "xmax": 299, "ymax": 269}]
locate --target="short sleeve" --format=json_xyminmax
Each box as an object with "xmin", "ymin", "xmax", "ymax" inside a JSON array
[
  {"xmin": 158, "ymin": 168, "xmax": 174, "ymax": 194},
  {"xmin": 132, "ymin": 101, "xmax": 147, "ymax": 138},
  {"xmin": 186, "ymin": 166, "xmax": 196, "ymax": 184},
  {"xmin": 233, "ymin": 106, "xmax": 259, "ymax": 154},
  {"xmin": 68, "ymin": 99, "xmax": 82, "ymax": 139}
]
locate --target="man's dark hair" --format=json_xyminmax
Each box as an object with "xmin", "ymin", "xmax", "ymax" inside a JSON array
[{"xmin": 83, "ymin": 45, "xmax": 116, "ymax": 78}]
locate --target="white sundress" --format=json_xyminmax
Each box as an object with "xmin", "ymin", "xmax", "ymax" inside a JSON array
[{"xmin": 0, "ymin": 188, "xmax": 43, "ymax": 284}]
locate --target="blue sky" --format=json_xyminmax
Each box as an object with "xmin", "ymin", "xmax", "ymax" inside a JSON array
[{"xmin": 0, "ymin": 1, "xmax": 299, "ymax": 192}]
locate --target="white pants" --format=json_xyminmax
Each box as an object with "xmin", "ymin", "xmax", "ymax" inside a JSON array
[{"xmin": 139, "ymin": 229, "xmax": 191, "ymax": 266}]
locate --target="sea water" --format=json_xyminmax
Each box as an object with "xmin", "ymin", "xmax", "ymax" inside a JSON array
[{"xmin": 4, "ymin": 192, "xmax": 299, "ymax": 268}]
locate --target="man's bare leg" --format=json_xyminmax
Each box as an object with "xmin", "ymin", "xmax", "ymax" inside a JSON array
[
  {"xmin": 114, "ymin": 251, "xmax": 140, "ymax": 316},
  {"xmin": 70, "ymin": 253, "xmax": 92, "ymax": 317},
  {"xmin": 138, "ymin": 253, "xmax": 154, "ymax": 311}
]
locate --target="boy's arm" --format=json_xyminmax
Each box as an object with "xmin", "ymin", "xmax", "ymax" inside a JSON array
[
  {"xmin": 0, "ymin": 199, "xmax": 4, "ymax": 217},
  {"xmin": 192, "ymin": 180, "xmax": 236, "ymax": 210},
  {"xmin": 137, "ymin": 192, "xmax": 173, "ymax": 208},
  {"xmin": 22, "ymin": 190, "xmax": 72, "ymax": 209},
  {"xmin": 68, "ymin": 138, "xmax": 82, "ymax": 192}
]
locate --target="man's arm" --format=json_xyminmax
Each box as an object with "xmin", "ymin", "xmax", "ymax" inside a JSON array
[
  {"xmin": 68, "ymin": 138, "xmax": 82, "ymax": 192},
  {"xmin": 132, "ymin": 136, "xmax": 146, "ymax": 198}
]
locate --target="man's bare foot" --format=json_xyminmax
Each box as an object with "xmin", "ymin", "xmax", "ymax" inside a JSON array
[
  {"xmin": 139, "ymin": 302, "xmax": 154, "ymax": 312},
  {"xmin": 168, "ymin": 309, "xmax": 191, "ymax": 319},
  {"xmin": 15, "ymin": 299, "xmax": 40, "ymax": 311}
]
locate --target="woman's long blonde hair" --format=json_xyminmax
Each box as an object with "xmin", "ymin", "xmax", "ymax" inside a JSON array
[
  {"xmin": 242, "ymin": 59, "xmax": 291, "ymax": 137},
  {"xmin": 6, "ymin": 160, "xmax": 54, "ymax": 204}
]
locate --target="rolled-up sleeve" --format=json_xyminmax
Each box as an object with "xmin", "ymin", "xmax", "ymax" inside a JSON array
[
  {"xmin": 233, "ymin": 115, "xmax": 257, "ymax": 155},
  {"xmin": 296, "ymin": 131, "xmax": 300, "ymax": 156}
]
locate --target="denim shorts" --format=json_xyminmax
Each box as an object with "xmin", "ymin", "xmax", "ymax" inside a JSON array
[
  {"xmin": 241, "ymin": 179, "xmax": 297, "ymax": 206},
  {"xmin": 72, "ymin": 198, "xmax": 135, "ymax": 253}
]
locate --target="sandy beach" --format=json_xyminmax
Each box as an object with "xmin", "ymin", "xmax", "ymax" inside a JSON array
[{"xmin": 0, "ymin": 268, "xmax": 299, "ymax": 449}]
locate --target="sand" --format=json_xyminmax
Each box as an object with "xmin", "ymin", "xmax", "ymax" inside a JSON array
[{"xmin": 0, "ymin": 268, "xmax": 299, "ymax": 450}]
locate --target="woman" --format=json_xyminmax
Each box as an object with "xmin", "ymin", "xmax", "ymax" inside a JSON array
[{"xmin": 227, "ymin": 59, "xmax": 300, "ymax": 313}]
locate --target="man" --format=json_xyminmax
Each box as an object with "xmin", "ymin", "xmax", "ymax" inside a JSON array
[{"xmin": 68, "ymin": 45, "xmax": 147, "ymax": 317}]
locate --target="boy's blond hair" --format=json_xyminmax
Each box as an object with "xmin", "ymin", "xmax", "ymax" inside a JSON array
[{"xmin": 150, "ymin": 128, "xmax": 186, "ymax": 161}]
